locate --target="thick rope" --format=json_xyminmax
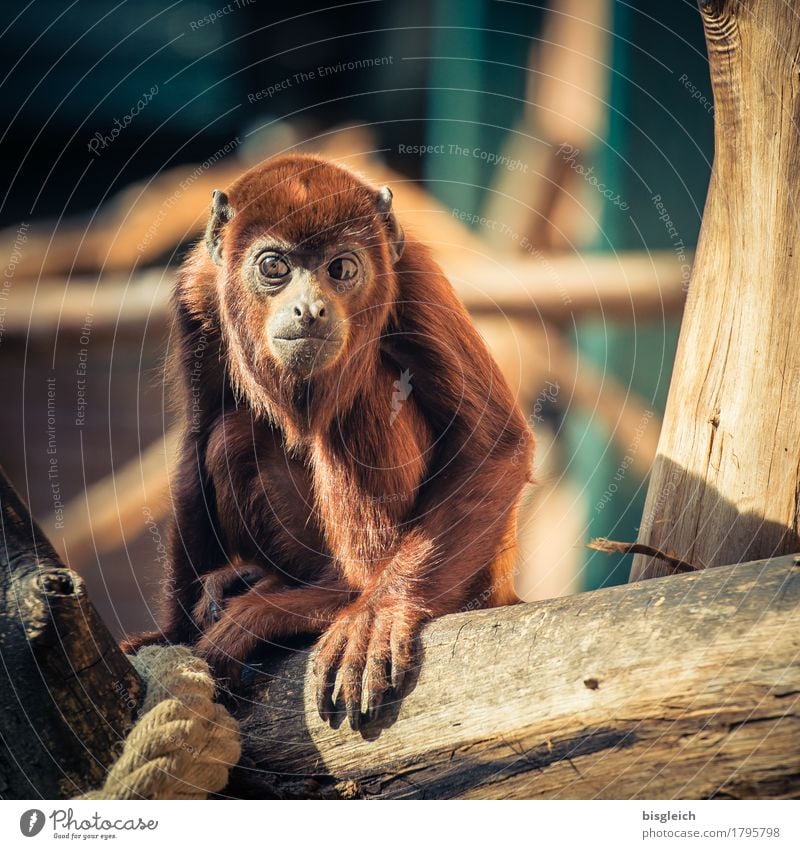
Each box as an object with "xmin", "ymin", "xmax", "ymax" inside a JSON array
[{"xmin": 80, "ymin": 645, "xmax": 241, "ymax": 800}]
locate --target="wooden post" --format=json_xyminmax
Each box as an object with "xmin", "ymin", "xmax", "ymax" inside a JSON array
[
  {"xmin": 632, "ymin": 0, "xmax": 800, "ymax": 579},
  {"xmin": 229, "ymin": 557, "xmax": 800, "ymax": 800},
  {"xmin": 0, "ymin": 467, "xmax": 142, "ymax": 798}
]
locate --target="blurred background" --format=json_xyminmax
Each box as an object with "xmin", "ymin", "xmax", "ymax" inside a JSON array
[{"xmin": 0, "ymin": 0, "xmax": 714, "ymax": 638}]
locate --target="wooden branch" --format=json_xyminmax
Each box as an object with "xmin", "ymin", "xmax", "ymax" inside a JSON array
[
  {"xmin": 52, "ymin": 426, "xmax": 180, "ymax": 565},
  {"xmin": 2, "ymin": 250, "xmax": 688, "ymax": 337},
  {"xmin": 0, "ymin": 268, "xmax": 172, "ymax": 335},
  {"xmin": 0, "ymin": 466, "xmax": 142, "ymax": 799},
  {"xmin": 483, "ymin": 0, "xmax": 613, "ymax": 251},
  {"xmin": 229, "ymin": 555, "xmax": 800, "ymax": 800},
  {"xmin": 633, "ymin": 0, "xmax": 800, "ymax": 579},
  {"xmin": 587, "ymin": 537, "xmax": 696, "ymax": 573},
  {"xmin": 447, "ymin": 249, "xmax": 687, "ymax": 319}
]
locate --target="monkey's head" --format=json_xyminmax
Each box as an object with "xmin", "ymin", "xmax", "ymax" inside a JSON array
[{"xmin": 204, "ymin": 155, "xmax": 404, "ymax": 389}]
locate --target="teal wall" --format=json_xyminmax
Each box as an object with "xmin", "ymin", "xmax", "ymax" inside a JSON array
[
  {"xmin": 569, "ymin": 0, "xmax": 713, "ymax": 588},
  {"xmin": 423, "ymin": 0, "xmax": 714, "ymax": 590}
]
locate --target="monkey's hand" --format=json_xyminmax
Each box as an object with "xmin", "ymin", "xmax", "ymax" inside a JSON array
[
  {"xmin": 195, "ymin": 581, "xmax": 352, "ymax": 689},
  {"xmin": 313, "ymin": 596, "xmax": 428, "ymax": 731},
  {"xmin": 193, "ymin": 562, "xmax": 271, "ymax": 631}
]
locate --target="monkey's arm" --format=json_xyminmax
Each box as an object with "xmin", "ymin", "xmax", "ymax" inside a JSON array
[
  {"xmin": 120, "ymin": 430, "xmax": 233, "ymax": 653},
  {"xmin": 313, "ymin": 412, "xmax": 531, "ymax": 727},
  {"xmin": 314, "ymin": 261, "xmax": 533, "ymax": 727}
]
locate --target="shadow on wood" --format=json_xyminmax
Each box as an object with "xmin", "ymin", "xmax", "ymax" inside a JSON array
[{"xmin": 633, "ymin": 456, "xmax": 800, "ymax": 581}]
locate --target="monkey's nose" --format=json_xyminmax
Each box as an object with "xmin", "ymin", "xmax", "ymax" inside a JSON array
[{"xmin": 293, "ymin": 298, "xmax": 328, "ymax": 327}]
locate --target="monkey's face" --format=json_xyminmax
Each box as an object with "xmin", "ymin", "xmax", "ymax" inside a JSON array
[
  {"xmin": 206, "ymin": 155, "xmax": 404, "ymax": 382},
  {"xmin": 242, "ymin": 238, "xmax": 366, "ymax": 375}
]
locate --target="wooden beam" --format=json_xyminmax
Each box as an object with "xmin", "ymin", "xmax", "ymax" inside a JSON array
[
  {"xmin": 52, "ymin": 426, "xmax": 180, "ymax": 565},
  {"xmin": 633, "ymin": 0, "xmax": 800, "ymax": 579},
  {"xmin": 447, "ymin": 250, "xmax": 687, "ymax": 318},
  {"xmin": 228, "ymin": 555, "xmax": 800, "ymax": 799},
  {"xmin": 2, "ymin": 251, "xmax": 688, "ymax": 337},
  {"xmin": 0, "ymin": 268, "xmax": 172, "ymax": 336}
]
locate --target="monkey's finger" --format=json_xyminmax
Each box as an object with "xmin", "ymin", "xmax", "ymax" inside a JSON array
[
  {"xmin": 225, "ymin": 659, "xmax": 243, "ymax": 691},
  {"xmin": 338, "ymin": 661, "xmax": 365, "ymax": 731},
  {"xmin": 336, "ymin": 613, "xmax": 374, "ymax": 731},
  {"xmin": 363, "ymin": 614, "xmax": 393, "ymax": 721},
  {"xmin": 230, "ymin": 563, "xmax": 270, "ymax": 596},
  {"xmin": 119, "ymin": 629, "xmax": 169, "ymax": 654},
  {"xmin": 364, "ymin": 654, "xmax": 391, "ymax": 723},
  {"xmin": 313, "ymin": 631, "xmax": 346, "ymax": 721},
  {"xmin": 315, "ymin": 662, "xmax": 339, "ymax": 722},
  {"xmin": 239, "ymin": 564, "xmax": 268, "ymax": 585},
  {"xmin": 192, "ymin": 587, "xmax": 226, "ymax": 631},
  {"xmin": 195, "ymin": 610, "xmax": 259, "ymax": 690},
  {"xmin": 389, "ymin": 617, "xmax": 418, "ymax": 695}
]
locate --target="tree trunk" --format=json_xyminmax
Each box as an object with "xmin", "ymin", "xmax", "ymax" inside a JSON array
[
  {"xmin": 229, "ymin": 556, "xmax": 800, "ymax": 800},
  {"xmin": 632, "ymin": 0, "xmax": 800, "ymax": 579},
  {"xmin": 0, "ymin": 467, "xmax": 142, "ymax": 799}
]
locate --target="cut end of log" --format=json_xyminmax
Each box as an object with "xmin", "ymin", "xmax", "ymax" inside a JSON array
[{"xmin": 36, "ymin": 568, "xmax": 82, "ymax": 598}]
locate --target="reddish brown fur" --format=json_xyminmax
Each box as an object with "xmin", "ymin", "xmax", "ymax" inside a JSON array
[{"xmin": 122, "ymin": 154, "xmax": 534, "ymax": 728}]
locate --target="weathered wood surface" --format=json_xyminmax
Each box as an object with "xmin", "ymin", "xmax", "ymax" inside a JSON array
[
  {"xmin": 229, "ymin": 556, "xmax": 800, "ymax": 800},
  {"xmin": 0, "ymin": 467, "xmax": 142, "ymax": 799},
  {"xmin": 633, "ymin": 0, "xmax": 800, "ymax": 579}
]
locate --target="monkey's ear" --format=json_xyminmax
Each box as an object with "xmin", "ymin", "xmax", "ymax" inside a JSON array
[
  {"xmin": 376, "ymin": 186, "xmax": 405, "ymax": 264},
  {"xmin": 205, "ymin": 189, "xmax": 234, "ymax": 266}
]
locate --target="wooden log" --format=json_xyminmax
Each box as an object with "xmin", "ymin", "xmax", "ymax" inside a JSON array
[
  {"xmin": 229, "ymin": 555, "xmax": 800, "ymax": 800},
  {"xmin": 0, "ymin": 467, "xmax": 142, "ymax": 799},
  {"xmin": 632, "ymin": 0, "xmax": 800, "ymax": 579}
]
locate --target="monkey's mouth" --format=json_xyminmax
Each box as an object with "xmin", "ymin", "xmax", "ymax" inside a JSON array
[
  {"xmin": 273, "ymin": 332, "xmax": 341, "ymax": 344},
  {"xmin": 270, "ymin": 333, "xmax": 343, "ymax": 372}
]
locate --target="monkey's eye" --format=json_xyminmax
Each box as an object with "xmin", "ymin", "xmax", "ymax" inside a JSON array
[
  {"xmin": 259, "ymin": 253, "xmax": 291, "ymax": 280},
  {"xmin": 327, "ymin": 255, "xmax": 359, "ymax": 282}
]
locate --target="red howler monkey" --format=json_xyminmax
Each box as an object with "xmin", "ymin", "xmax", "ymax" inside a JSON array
[{"xmin": 122, "ymin": 154, "xmax": 533, "ymax": 729}]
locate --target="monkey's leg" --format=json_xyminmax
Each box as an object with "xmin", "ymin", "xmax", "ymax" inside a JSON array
[
  {"xmin": 120, "ymin": 561, "xmax": 273, "ymax": 653},
  {"xmin": 195, "ymin": 581, "xmax": 355, "ymax": 687},
  {"xmin": 192, "ymin": 561, "xmax": 281, "ymax": 631}
]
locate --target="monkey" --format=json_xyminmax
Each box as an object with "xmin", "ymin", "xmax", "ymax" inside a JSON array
[{"xmin": 122, "ymin": 154, "xmax": 534, "ymax": 730}]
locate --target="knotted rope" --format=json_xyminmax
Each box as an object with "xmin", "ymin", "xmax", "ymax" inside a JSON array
[{"xmin": 80, "ymin": 645, "xmax": 241, "ymax": 800}]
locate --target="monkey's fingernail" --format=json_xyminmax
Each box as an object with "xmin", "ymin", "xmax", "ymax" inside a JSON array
[
  {"xmin": 316, "ymin": 674, "xmax": 335, "ymax": 721},
  {"xmin": 209, "ymin": 601, "xmax": 221, "ymax": 622},
  {"xmin": 366, "ymin": 694, "xmax": 382, "ymax": 723},
  {"xmin": 346, "ymin": 701, "xmax": 361, "ymax": 731},
  {"xmin": 392, "ymin": 668, "xmax": 406, "ymax": 694}
]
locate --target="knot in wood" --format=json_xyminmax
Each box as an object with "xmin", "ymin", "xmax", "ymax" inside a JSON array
[{"xmin": 36, "ymin": 568, "xmax": 78, "ymax": 597}]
